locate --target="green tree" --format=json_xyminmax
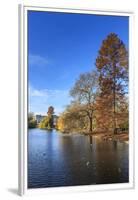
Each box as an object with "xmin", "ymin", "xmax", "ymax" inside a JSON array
[
  {"xmin": 47, "ymin": 106, "xmax": 54, "ymax": 128},
  {"xmin": 39, "ymin": 106, "xmax": 54, "ymax": 129},
  {"xmin": 28, "ymin": 112, "xmax": 37, "ymax": 128}
]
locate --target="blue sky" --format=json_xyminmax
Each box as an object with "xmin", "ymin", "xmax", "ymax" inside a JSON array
[{"xmin": 28, "ymin": 11, "xmax": 128, "ymax": 115}]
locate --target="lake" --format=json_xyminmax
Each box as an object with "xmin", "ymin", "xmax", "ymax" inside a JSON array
[{"xmin": 28, "ymin": 128, "xmax": 128, "ymax": 188}]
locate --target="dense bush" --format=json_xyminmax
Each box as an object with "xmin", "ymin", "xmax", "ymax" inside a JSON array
[{"xmin": 28, "ymin": 119, "xmax": 37, "ymax": 128}]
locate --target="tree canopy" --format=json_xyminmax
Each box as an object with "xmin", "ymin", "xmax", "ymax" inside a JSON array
[{"xmin": 96, "ymin": 33, "xmax": 128, "ymax": 133}]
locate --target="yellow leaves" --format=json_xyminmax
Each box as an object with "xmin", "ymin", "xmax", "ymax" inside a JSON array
[{"xmin": 56, "ymin": 116, "xmax": 64, "ymax": 131}]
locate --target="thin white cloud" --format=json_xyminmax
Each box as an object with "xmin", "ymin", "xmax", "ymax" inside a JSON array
[
  {"xmin": 29, "ymin": 84, "xmax": 71, "ymax": 115},
  {"xmin": 29, "ymin": 85, "xmax": 68, "ymax": 98},
  {"xmin": 29, "ymin": 85, "xmax": 48, "ymax": 97},
  {"xmin": 29, "ymin": 54, "xmax": 48, "ymax": 67}
]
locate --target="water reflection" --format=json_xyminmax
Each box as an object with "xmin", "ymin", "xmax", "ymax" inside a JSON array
[{"xmin": 28, "ymin": 129, "xmax": 128, "ymax": 188}]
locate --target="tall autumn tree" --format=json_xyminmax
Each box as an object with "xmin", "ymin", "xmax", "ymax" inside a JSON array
[
  {"xmin": 70, "ymin": 71, "xmax": 99, "ymax": 134},
  {"xmin": 96, "ymin": 33, "xmax": 128, "ymax": 134}
]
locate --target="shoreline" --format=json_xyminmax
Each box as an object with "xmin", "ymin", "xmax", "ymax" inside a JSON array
[
  {"xmin": 29, "ymin": 128, "xmax": 129, "ymax": 143},
  {"xmin": 91, "ymin": 132, "xmax": 129, "ymax": 143}
]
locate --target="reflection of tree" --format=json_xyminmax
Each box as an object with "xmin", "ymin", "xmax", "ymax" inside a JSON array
[{"xmin": 113, "ymin": 141, "xmax": 117, "ymax": 150}]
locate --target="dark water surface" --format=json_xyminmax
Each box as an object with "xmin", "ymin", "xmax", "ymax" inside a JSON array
[{"xmin": 28, "ymin": 128, "xmax": 128, "ymax": 188}]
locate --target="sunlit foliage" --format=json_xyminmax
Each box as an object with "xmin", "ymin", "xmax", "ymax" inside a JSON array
[{"xmin": 96, "ymin": 33, "xmax": 128, "ymax": 134}]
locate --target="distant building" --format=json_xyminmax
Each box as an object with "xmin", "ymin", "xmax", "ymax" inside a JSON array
[
  {"xmin": 35, "ymin": 114, "xmax": 59, "ymax": 126},
  {"xmin": 35, "ymin": 115, "xmax": 46, "ymax": 123},
  {"xmin": 53, "ymin": 115, "xmax": 59, "ymax": 126}
]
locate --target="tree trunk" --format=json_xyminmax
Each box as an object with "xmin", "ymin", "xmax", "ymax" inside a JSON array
[
  {"xmin": 113, "ymin": 63, "xmax": 116, "ymax": 135},
  {"xmin": 113, "ymin": 85, "xmax": 116, "ymax": 134},
  {"xmin": 88, "ymin": 112, "xmax": 93, "ymax": 145},
  {"xmin": 89, "ymin": 116, "xmax": 93, "ymax": 134}
]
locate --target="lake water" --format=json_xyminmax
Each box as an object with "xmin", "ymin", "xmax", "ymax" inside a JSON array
[{"xmin": 28, "ymin": 128, "xmax": 128, "ymax": 188}]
